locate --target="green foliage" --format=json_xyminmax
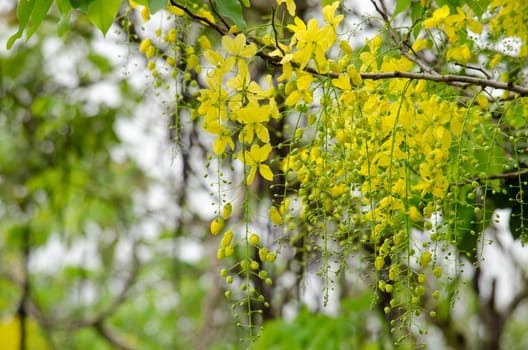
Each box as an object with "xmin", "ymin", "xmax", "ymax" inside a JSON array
[
  {"xmin": 253, "ymin": 295, "xmax": 385, "ymax": 350},
  {"xmin": 215, "ymin": 0, "xmax": 247, "ymax": 29},
  {"xmin": 393, "ymin": 0, "xmax": 411, "ymax": 19},
  {"xmin": 85, "ymin": 0, "xmax": 122, "ymax": 34}
]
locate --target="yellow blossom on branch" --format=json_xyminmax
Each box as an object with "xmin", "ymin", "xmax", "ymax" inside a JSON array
[
  {"xmin": 222, "ymin": 33, "xmax": 257, "ymax": 58},
  {"xmin": 202, "ymin": 121, "xmax": 235, "ymax": 155},
  {"xmin": 239, "ymin": 143, "xmax": 274, "ymax": 184}
]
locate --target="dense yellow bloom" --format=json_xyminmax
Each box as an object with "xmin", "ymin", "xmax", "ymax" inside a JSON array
[
  {"xmin": 424, "ymin": 5, "xmax": 482, "ymax": 43},
  {"xmin": 489, "ymin": 0, "xmax": 527, "ymax": 56},
  {"xmin": 287, "ymin": 17, "xmax": 333, "ymax": 71}
]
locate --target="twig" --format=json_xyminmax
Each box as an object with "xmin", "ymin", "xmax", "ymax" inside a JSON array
[
  {"xmin": 207, "ymin": 0, "xmax": 230, "ymax": 31},
  {"xmin": 369, "ymin": 0, "xmax": 439, "ymax": 76},
  {"xmin": 271, "ymin": 7, "xmax": 285, "ymax": 57},
  {"xmin": 169, "ymin": 1, "xmax": 225, "ymax": 36},
  {"xmin": 454, "ymin": 63, "xmax": 492, "ymax": 79},
  {"xmin": 94, "ymin": 321, "xmax": 135, "ymax": 350}
]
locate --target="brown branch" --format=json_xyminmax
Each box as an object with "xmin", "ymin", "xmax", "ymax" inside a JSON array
[
  {"xmin": 207, "ymin": 0, "xmax": 231, "ymax": 31},
  {"xmin": 360, "ymin": 71, "xmax": 528, "ymax": 95},
  {"xmin": 453, "ymin": 168, "xmax": 528, "ymax": 186},
  {"xmin": 39, "ymin": 240, "xmax": 141, "ymax": 331},
  {"xmin": 369, "ymin": 0, "xmax": 439, "ymax": 76},
  {"xmin": 169, "ymin": 1, "xmax": 225, "ymax": 36},
  {"xmin": 271, "ymin": 7, "xmax": 285, "ymax": 57},
  {"xmin": 94, "ymin": 321, "xmax": 135, "ymax": 350},
  {"xmin": 169, "ymin": 0, "xmax": 528, "ymax": 96}
]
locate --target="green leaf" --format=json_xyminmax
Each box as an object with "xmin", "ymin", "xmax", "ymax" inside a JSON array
[
  {"xmin": 241, "ymin": 0, "xmax": 250, "ymax": 7},
  {"xmin": 86, "ymin": 0, "xmax": 121, "ymax": 34},
  {"xmin": 26, "ymin": 0, "xmax": 53, "ymax": 38},
  {"xmin": 215, "ymin": 0, "xmax": 247, "ymax": 30},
  {"xmin": 411, "ymin": 2, "xmax": 424, "ymax": 40},
  {"xmin": 465, "ymin": 0, "xmax": 491, "ymax": 16},
  {"xmin": 69, "ymin": 0, "xmax": 96, "ymax": 11},
  {"xmin": 55, "ymin": 0, "xmax": 73, "ymax": 35},
  {"xmin": 149, "ymin": 0, "xmax": 167, "ymax": 13},
  {"xmin": 7, "ymin": 0, "xmax": 35, "ymax": 49},
  {"xmin": 393, "ymin": 0, "xmax": 411, "ymax": 19},
  {"xmin": 134, "ymin": 0, "xmax": 149, "ymax": 5}
]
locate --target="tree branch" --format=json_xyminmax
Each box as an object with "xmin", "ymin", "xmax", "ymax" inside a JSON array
[
  {"xmin": 94, "ymin": 320, "xmax": 135, "ymax": 350},
  {"xmin": 167, "ymin": 2, "xmax": 528, "ymax": 96},
  {"xmin": 453, "ymin": 168, "xmax": 528, "ymax": 186}
]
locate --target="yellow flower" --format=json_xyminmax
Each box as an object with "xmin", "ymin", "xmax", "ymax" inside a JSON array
[
  {"xmin": 197, "ymin": 9, "xmax": 216, "ymax": 24},
  {"xmin": 423, "ymin": 5, "xmax": 450, "ymax": 29},
  {"xmin": 476, "ymin": 94, "xmax": 489, "ymax": 109},
  {"xmin": 210, "ymin": 217, "xmax": 224, "ymax": 235},
  {"xmin": 277, "ymin": 0, "xmax": 296, "ymax": 16},
  {"xmin": 221, "ymin": 231, "xmax": 234, "ymax": 248},
  {"xmin": 285, "ymin": 71, "xmax": 314, "ymax": 106},
  {"xmin": 146, "ymin": 46, "xmax": 155, "ymax": 59},
  {"xmin": 167, "ymin": 28, "xmax": 177, "ymax": 43},
  {"xmin": 323, "ymin": 1, "xmax": 343, "ymax": 27},
  {"xmin": 202, "ymin": 121, "xmax": 234, "ymax": 155},
  {"xmin": 339, "ymin": 40, "xmax": 353, "ymax": 54},
  {"xmin": 228, "ymin": 25, "xmax": 241, "ymax": 34},
  {"xmin": 198, "ymin": 35, "xmax": 211, "ymax": 50},
  {"xmin": 375, "ymin": 256, "xmax": 385, "ymax": 270},
  {"xmin": 409, "ymin": 206, "xmax": 422, "ymax": 222},
  {"xmin": 249, "ymin": 233, "xmax": 260, "ymax": 246},
  {"xmin": 139, "ymin": 39, "xmax": 151, "ymax": 54},
  {"xmin": 141, "ymin": 6, "xmax": 150, "ymax": 23},
  {"xmin": 332, "ymin": 75, "xmax": 351, "ymax": 90},
  {"xmin": 234, "ymin": 102, "xmax": 271, "ymax": 144},
  {"xmin": 411, "ymin": 38, "xmax": 426, "ymax": 52},
  {"xmin": 239, "ymin": 143, "xmax": 274, "ymax": 184},
  {"xmin": 269, "ymin": 206, "xmax": 283, "ymax": 225},
  {"xmin": 222, "ymin": 33, "xmax": 257, "ymax": 58},
  {"xmin": 168, "ymin": 5, "xmax": 185, "ymax": 16},
  {"xmin": 223, "ymin": 203, "xmax": 233, "ymax": 219},
  {"xmin": 419, "ymin": 251, "xmax": 432, "ymax": 267},
  {"xmin": 446, "ymin": 44, "xmax": 471, "ymax": 62}
]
